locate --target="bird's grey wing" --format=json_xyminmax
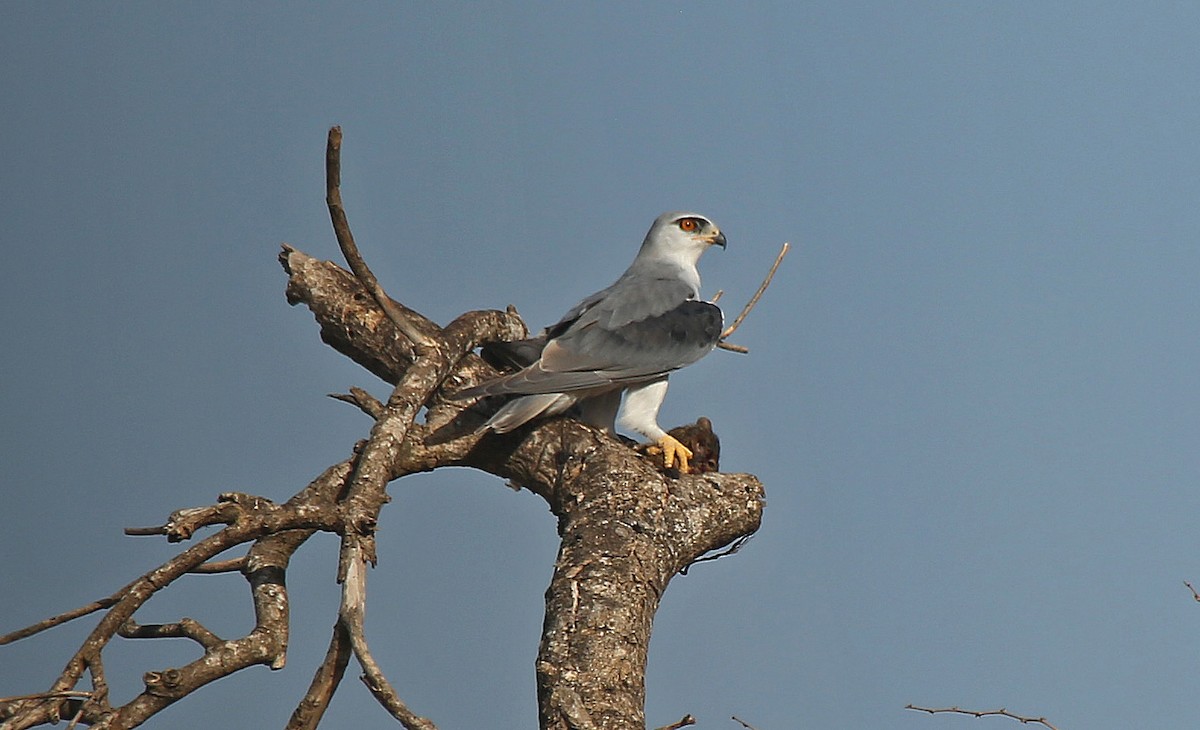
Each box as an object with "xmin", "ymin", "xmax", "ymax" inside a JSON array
[
  {"xmin": 546, "ymin": 270, "xmax": 697, "ymax": 338},
  {"xmin": 463, "ymin": 299, "xmax": 723, "ymax": 397},
  {"xmin": 558, "ymin": 298, "xmax": 723, "ymax": 381},
  {"xmin": 545, "ymin": 286, "xmax": 614, "ymax": 338}
]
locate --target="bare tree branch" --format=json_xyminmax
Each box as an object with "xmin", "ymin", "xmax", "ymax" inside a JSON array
[
  {"xmin": 286, "ymin": 621, "xmax": 353, "ymax": 730},
  {"xmin": 118, "ymin": 618, "xmax": 223, "ymax": 649},
  {"xmin": 1, "ymin": 596, "xmax": 120, "ymax": 647},
  {"xmin": 188, "ymin": 557, "xmax": 247, "ymax": 574},
  {"xmin": 325, "ymin": 126, "xmax": 436, "ymax": 350},
  {"xmin": 341, "ymin": 554, "xmax": 437, "ymax": 730},
  {"xmin": 329, "ymin": 387, "xmax": 386, "ymax": 419},
  {"xmin": 654, "ymin": 714, "xmax": 697, "ymax": 730},
  {"xmin": 906, "ymin": 704, "xmax": 1059, "ymax": 730},
  {"xmin": 0, "ymin": 693, "xmax": 92, "ymax": 707},
  {"xmin": 716, "ymin": 241, "xmax": 789, "ymax": 354}
]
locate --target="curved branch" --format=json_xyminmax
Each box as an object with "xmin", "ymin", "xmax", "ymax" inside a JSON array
[
  {"xmin": 340, "ymin": 552, "xmax": 437, "ymax": 730},
  {"xmin": 325, "ymin": 126, "xmax": 438, "ymax": 349}
]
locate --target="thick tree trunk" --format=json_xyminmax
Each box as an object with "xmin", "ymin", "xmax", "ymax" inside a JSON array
[{"xmin": 534, "ymin": 448, "xmax": 762, "ymax": 730}]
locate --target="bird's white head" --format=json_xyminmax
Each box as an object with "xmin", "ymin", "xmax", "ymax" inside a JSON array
[{"xmin": 638, "ymin": 211, "xmax": 727, "ymax": 269}]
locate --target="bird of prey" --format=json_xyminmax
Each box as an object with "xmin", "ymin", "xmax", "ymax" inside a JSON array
[{"xmin": 454, "ymin": 211, "xmax": 726, "ymax": 473}]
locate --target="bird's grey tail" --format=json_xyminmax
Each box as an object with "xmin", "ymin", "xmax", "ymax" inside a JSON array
[{"xmin": 478, "ymin": 393, "xmax": 575, "ymax": 434}]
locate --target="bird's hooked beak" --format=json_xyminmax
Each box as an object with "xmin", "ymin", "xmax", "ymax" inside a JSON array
[{"xmin": 706, "ymin": 229, "xmax": 727, "ymax": 249}]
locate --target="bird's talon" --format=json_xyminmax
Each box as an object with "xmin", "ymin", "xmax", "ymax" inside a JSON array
[{"xmin": 658, "ymin": 435, "xmax": 693, "ymax": 474}]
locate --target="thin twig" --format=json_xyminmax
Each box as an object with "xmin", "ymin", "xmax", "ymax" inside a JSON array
[
  {"xmin": 123, "ymin": 525, "xmax": 168, "ymax": 536},
  {"xmin": 328, "ymin": 387, "xmax": 386, "ymax": 419},
  {"xmin": 0, "ymin": 691, "xmax": 92, "ymax": 705},
  {"xmin": 1185, "ymin": 580, "xmax": 1200, "ymax": 602},
  {"xmin": 65, "ymin": 705, "xmax": 87, "ymax": 730},
  {"xmin": 722, "ymin": 242, "xmax": 789, "ymax": 339},
  {"xmin": 64, "ymin": 704, "xmax": 86, "ymax": 730},
  {"xmin": 0, "ymin": 595, "xmax": 120, "ymax": 646},
  {"xmin": 716, "ymin": 340, "xmax": 750, "ymax": 354},
  {"xmin": 716, "ymin": 241, "xmax": 790, "ymax": 354},
  {"xmin": 731, "ymin": 715, "xmax": 760, "ymax": 730},
  {"xmin": 118, "ymin": 618, "xmax": 223, "ymax": 649},
  {"xmin": 906, "ymin": 704, "xmax": 1059, "ymax": 730},
  {"xmin": 124, "ymin": 498, "xmax": 247, "ymax": 541},
  {"xmin": 654, "ymin": 714, "xmax": 697, "ymax": 730},
  {"xmin": 325, "ymin": 126, "xmax": 432, "ymax": 349}
]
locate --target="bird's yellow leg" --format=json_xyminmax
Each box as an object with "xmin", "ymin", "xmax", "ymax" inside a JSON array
[{"xmin": 657, "ymin": 434, "xmax": 693, "ymax": 474}]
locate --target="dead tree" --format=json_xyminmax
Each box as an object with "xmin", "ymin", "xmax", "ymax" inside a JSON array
[{"xmin": 0, "ymin": 128, "xmax": 765, "ymax": 730}]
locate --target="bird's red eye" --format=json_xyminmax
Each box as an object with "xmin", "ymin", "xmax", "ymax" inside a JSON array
[{"xmin": 679, "ymin": 218, "xmax": 699, "ymax": 232}]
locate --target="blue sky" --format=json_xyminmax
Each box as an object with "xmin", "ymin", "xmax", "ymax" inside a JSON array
[{"xmin": 3, "ymin": 3, "xmax": 1200, "ymax": 728}]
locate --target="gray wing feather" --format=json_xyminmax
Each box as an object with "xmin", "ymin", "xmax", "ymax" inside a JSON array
[
  {"xmin": 480, "ymin": 392, "xmax": 575, "ymax": 433},
  {"xmin": 554, "ymin": 299, "xmax": 722, "ymax": 378},
  {"xmin": 458, "ymin": 299, "xmax": 722, "ymax": 398},
  {"xmin": 455, "ymin": 255, "xmax": 720, "ymax": 403},
  {"xmin": 548, "ymin": 266, "xmax": 697, "ymax": 335}
]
